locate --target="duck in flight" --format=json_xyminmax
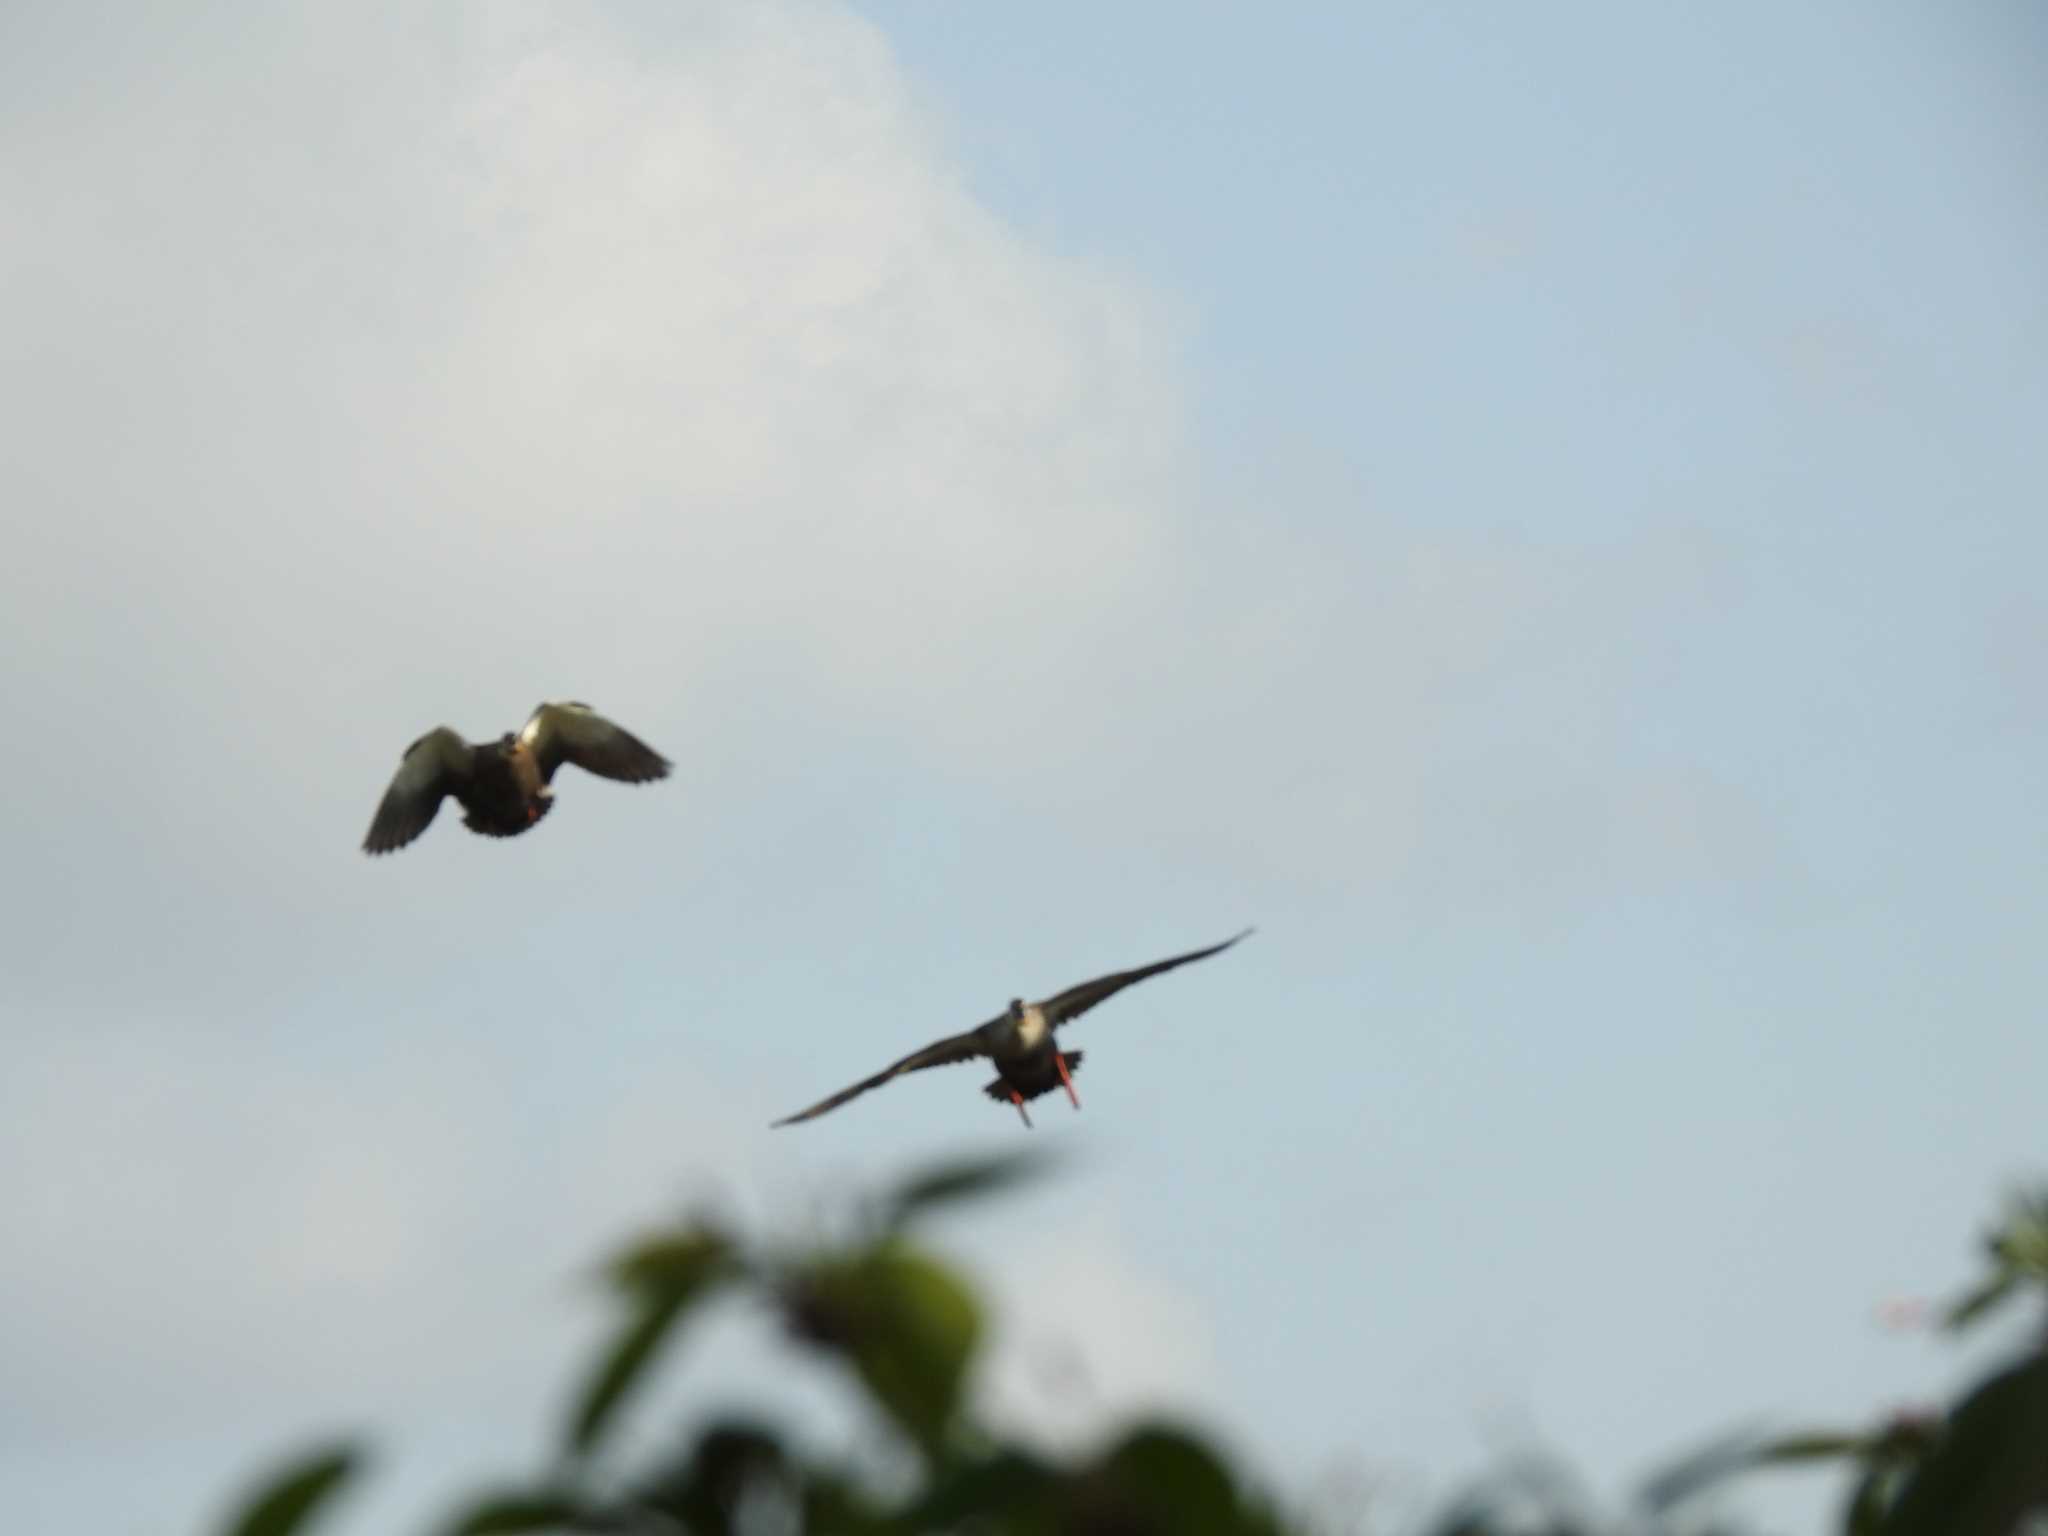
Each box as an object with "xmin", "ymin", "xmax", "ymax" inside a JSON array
[
  {"xmin": 772, "ymin": 929, "xmax": 1252, "ymax": 1129},
  {"xmin": 362, "ymin": 701, "xmax": 670, "ymax": 854}
]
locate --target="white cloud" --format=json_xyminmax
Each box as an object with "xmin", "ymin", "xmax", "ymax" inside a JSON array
[
  {"xmin": 0, "ymin": 0, "xmax": 1181, "ymax": 771},
  {"xmin": 0, "ymin": 1015, "xmax": 810, "ymax": 1501},
  {"xmin": 1, "ymin": 1029, "xmax": 545, "ymax": 1437},
  {"xmin": 972, "ymin": 1208, "xmax": 1225, "ymax": 1453}
]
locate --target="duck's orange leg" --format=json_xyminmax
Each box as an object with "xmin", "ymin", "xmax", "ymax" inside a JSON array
[
  {"xmin": 1008, "ymin": 1088, "xmax": 1033, "ymax": 1129},
  {"xmin": 1054, "ymin": 1051, "xmax": 1080, "ymax": 1110}
]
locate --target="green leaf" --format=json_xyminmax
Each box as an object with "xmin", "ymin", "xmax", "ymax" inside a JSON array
[
  {"xmin": 788, "ymin": 1242, "xmax": 981, "ymax": 1453},
  {"xmin": 1636, "ymin": 1426, "xmax": 1767, "ymax": 1510},
  {"xmin": 1845, "ymin": 1459, "xmax": 1900, "ymax": 1536},
  {"xmin": 1945, "ymin": 1269, "xmax": 2023, "ymax": 1333},
  {"xmin": 884, "ymin": 1150, "xmax": 1055, "ymax": 1229},
  {"xmin": 1998, "ymin": 1197, "xmax": 2048, "ymax": 1275},
  {"xmin": 604, "ymin": 1225, "xmax": 733, "ymax": 1299},
  {"xmin": 566, "ymin": 1289, "xmax": 688, "ymax": 1458},
  {"xmin": 907, "ymin": 1449, "xmax": 1060, "ymax": 1528},
  {"xmin": 567, "ymin": 1226, "xmax": 735, "ymax": 1458},
  {"xmin": 1876, "ymin": 1354, "xmax": 2048, "ymax": 1536},
  {"xmin": 1077, "ymin": 1424, "xmax": 1254, "ymax": 1536},
  {"xmin": 1748, "ymin": 1431, "xmax": 1874, "ymax": 1464},
  {"xmin": 850, "ymin": 1245, "xmax": 980, "ymax": 1451},
  {"xmin": 438, "ymin": 1491, "xmax": 585, "ymax": 1535},
  {"xmin": 217, "ymin": 1443, "xmax": 362, "ymax": 1536},
  {"xmin": 632, "ymin": 1418, "xmax": 790, "ymax": 1529},
  {"xmin": 799, "ymin": 1469, "xmax": 897, "ymax": 1536}
]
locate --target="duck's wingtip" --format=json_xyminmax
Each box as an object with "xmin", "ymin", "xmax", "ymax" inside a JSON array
[{"xmin": 622, "ymin": 752, "xmax": 672, "ymax": 785}]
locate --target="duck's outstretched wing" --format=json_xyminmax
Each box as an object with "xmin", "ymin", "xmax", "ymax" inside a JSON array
[
  {"xmin": 363, "ymin": 728, "xmax": 472, "ymax": 854},
  {"xmin": 520, "ymin": 701, "xmax": 671, "ymax": 786},
  {"xmin": 771, "ymin": 1032, "xmax": 988, "ymax": 1126},
  {"xmin": 1039, "ymin": 928, "xmax": 1253, "ymax": 1029}
]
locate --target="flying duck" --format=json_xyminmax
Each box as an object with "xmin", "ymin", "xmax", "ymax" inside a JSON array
[
  {"xmin": 772, "ymin": 929, "xmax": 1252, "ymax": 1128},
  {"xmin": 362, "ymin": 701, "xmax": 670, "ymax": 855}
]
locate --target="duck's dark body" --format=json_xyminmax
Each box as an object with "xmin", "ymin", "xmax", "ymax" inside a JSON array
[
  {"xmin": 981, "ymin": 1049, "xmax": 1084, "ymax": 1106},
  {"xmin": 449, "ymin": 736, "xmax": 552, "ymax": 839}
]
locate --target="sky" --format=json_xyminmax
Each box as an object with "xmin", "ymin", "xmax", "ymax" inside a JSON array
[{"xmin": 2, "ymin": 2, "xmax": 2046, "ymax": 1532}]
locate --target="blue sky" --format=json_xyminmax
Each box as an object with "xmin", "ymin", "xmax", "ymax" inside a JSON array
[{"xmin": 2, "ymin": 3, "xmax": 2045, "ymax": 1532}]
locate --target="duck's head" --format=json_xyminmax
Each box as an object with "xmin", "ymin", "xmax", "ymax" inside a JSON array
[{"xmin": 1007, "ymin": 997, "xmax": 1026, "ymax": 1020}]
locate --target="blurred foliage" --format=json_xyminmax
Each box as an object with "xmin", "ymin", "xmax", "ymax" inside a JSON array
[
  {"xmin": 220, "ymin": 1444, "xmax": 361, "ymax": 1536},
  {"xmin": 1427, "ymin": 1192, "xmax": 2048, "ymax": 1536},
  {"xmin": 1764, "ymin": 1191, "xmax": 2048, "ymax": 1536},
  {"xmin": 213, "ymin": 1172, "xmax": 2048, "ymax": 1536}
]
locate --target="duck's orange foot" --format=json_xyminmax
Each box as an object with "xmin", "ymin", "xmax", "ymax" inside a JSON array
[
  {"xmin": 1054, "ymin": 1050, "xmax": 1080, "ymax": 1110},
  {"xmin": 1008, "ymin": 1088, "xmax": 1033, "ymax": 1129}
]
